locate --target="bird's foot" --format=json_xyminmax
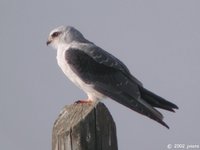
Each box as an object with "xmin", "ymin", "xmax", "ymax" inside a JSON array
[{"xmin": 75, "ymin": 99, "xmax": 93, "ymax": 104}]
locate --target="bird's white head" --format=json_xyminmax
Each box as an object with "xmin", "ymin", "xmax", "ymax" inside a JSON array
[{"xmin": 46, "ymin": 25, "xmax": 88, "ymax": 50}]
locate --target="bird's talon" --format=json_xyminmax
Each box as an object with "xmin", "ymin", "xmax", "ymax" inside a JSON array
[{"xmin": 75, "ymin": 100, "xmax": 93, "ymax": 104}]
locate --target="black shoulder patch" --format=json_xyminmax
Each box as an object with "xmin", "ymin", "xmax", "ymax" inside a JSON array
[{"xmin": 65, "ymin": 48, "xmax": 118, "ymax": 84}]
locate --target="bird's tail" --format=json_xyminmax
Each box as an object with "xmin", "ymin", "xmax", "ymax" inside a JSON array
[
  {"xmin": 95, "ymin": 84, "xmax": 178, "ymax": 129},
  {"xmin": 139, "ymin": 87, "xmax": 179, "ymax": 112}
]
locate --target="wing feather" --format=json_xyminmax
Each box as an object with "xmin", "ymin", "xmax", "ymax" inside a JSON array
[{"xmin": 65, "ymin": 48, "xmax": 169, "ymax": 128}]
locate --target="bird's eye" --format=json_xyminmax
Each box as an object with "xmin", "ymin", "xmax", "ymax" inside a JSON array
[{"xmin": 51, "ymin": 32, "xmax": 60, "ymax": 38}]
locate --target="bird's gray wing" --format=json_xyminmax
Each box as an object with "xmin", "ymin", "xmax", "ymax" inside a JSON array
[
  {"xmin": 80, "ymin": 45, "xmax": 143, "ymax": 86},
  {"xmin": 65, "ymin": 48, "xmax": 169, "ymax": 128}
]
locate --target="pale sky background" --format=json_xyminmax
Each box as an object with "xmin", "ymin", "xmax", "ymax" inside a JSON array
[{"xmin": 0, "ymin": 0, "xmax": 200, "ymax": 150}]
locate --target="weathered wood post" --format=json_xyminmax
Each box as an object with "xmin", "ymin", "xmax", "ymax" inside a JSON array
[{"xmin": 52, "ymin": 102, "xmax": 118, "ymax": 150}]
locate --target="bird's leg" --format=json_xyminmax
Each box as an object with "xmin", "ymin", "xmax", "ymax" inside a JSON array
[{"xmin": 75, "ymin": 99, "xmax": 93, "ymax": 104}]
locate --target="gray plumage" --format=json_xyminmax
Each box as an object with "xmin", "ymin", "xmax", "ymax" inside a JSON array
[{"xmin": 47, "ymin": 26, "xmax": 178, "ymax": 129}]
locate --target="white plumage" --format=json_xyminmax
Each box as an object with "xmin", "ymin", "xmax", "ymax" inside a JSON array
[{"xmin": 56, "ymin": 41, "xmax": 106, "ymax": 101}]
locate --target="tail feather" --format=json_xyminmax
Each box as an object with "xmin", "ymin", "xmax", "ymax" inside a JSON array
[
  {"xmin": 95, "ymin": 84, "xmax": 171, "ymax": 129},
  {"xmin": 139, "ymin": 87, "xmax": 179, "ymax": 112}
]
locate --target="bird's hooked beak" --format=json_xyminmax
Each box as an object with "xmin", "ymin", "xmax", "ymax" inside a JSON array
[{"xmin": 46, "ymin": 37, "xmax": 52, "ymax": 46}]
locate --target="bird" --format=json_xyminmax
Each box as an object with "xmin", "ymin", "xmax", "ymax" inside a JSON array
[{"xmin": 46, "ymin": 25, "xmax": 178, "ymax": 129}]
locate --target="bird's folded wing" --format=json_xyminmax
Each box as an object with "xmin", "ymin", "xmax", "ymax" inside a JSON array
[{"xmin": 65, "ymin": 48, "xmax": 169, "ymax": 128}]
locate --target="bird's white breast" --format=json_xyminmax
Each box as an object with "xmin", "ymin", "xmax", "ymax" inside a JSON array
[{"xmin": 56, "ymin": 44, "xmax": 105, "ymax": 101}]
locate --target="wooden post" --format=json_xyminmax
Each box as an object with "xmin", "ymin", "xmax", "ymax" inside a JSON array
[{"xmin": 52, "ymin": 102, "xmax": 118, "ymax": 150}]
